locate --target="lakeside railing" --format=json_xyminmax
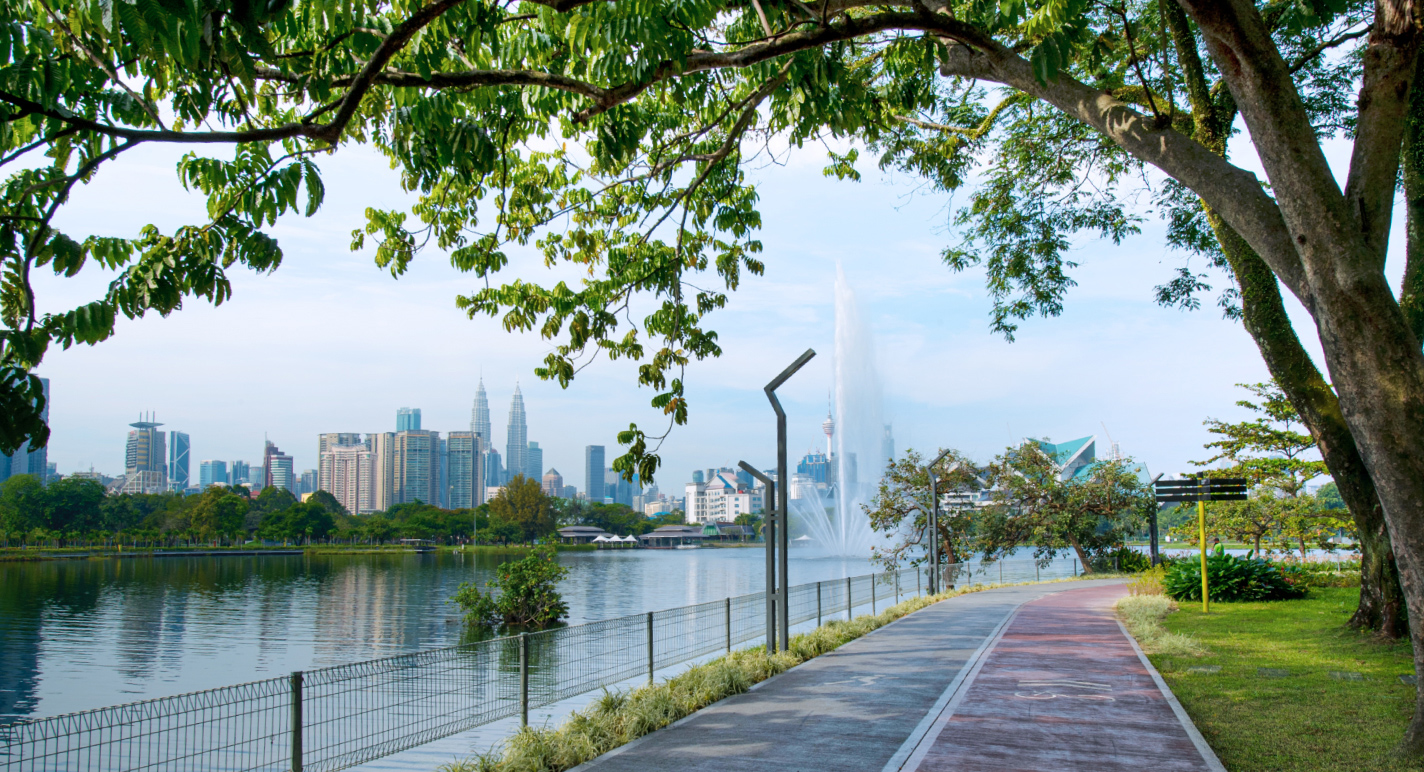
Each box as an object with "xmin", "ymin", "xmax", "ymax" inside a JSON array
[{"xmin": 0, "ymin": 558, "xmax": 1083, "ymax": 772}]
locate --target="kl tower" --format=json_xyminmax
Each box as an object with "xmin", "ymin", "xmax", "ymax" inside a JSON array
[{"xmin": 822, "ymin": 394, "xmax": 835, "ymax": 459}]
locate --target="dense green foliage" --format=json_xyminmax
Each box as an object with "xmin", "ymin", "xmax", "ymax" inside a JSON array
[
  {"xmin": 1163, "ymin": 552, "xmax": 1308, "ymax": 602},
  {"xmin": 0, "ymin": 473, "xmax": 559, "ymax": 546},
  {"xmin": 452, "ymin": 546, "xmax": 569, "ymax": 628}
]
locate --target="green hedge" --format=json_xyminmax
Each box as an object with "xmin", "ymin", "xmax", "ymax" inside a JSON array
[{"xmin": 1164, "ymin": 553, "xmax": 1308, "ymax": 602}]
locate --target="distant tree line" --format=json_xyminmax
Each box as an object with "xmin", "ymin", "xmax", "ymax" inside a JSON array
[{"xmin": 0, "ymin": 473, "xmax": 686, "ymax": 548}]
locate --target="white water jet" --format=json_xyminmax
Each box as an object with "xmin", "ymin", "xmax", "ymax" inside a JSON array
[{"xmin": 788, "ymin": 266, "xmax": 888, "ymax": 556}]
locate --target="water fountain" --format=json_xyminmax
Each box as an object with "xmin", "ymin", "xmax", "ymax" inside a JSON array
[{"xmin": 788, "ymin": 266, "xmax": 889, "ymax": 556}]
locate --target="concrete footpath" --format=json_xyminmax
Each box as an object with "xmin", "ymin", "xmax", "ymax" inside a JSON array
[{"xmin": 573, "ymin": 580, "xmax": 1224, "ymax": 772}]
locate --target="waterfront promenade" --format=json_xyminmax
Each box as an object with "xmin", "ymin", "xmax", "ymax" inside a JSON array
[{"xmin": 572, "ymin": 580, "xmax": 1224, "ymax": 772}]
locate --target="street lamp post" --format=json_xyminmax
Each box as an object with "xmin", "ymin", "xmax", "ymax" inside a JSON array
[
  {"xmin": 926, "ymin": 449, "xmax": 952, "ymax": 594},
  {"xmin": 763, "ymin": 348, "xmax": 815, "ymax": 651},
  {"xmin": 739, "ymin": 462, "xmax": 778, "ymax": 653}
]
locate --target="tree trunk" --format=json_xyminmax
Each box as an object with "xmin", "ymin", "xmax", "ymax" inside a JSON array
[
  {"xmin": 1206, "ymin": 212, "xmax": 1407, "ymax": 636},
  {"xmin": 1067, "ymin": 535, "xmax": 1092, "ymax": 573}
]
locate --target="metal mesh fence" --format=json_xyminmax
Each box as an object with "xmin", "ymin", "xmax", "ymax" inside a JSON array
[{"xmin": 0, "ymin": 558, "xmax": 1077, "ymax": 772}]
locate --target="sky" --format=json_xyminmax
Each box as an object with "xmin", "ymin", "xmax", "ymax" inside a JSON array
[{"xmin": 31, "ymin": 121, "xmax": 1384, "ymax": 492}]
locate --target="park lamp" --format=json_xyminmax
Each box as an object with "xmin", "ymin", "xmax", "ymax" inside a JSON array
[
  {"xmin": 738, "ymin": 461, "xmax": 778, "ymax": 653},
  {"xmin": 762, "ymin": 348, "xmax": 815, "ymax": 651}
]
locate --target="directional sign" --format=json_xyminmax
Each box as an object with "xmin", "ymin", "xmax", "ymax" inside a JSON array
[{"xmin": 1154, "ymin": 477, "xmax": 1248, "ymax": 503}]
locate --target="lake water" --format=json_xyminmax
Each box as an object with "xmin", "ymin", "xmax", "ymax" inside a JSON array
[{"xmin": 0, "ymin": 547, "xmax": 882, "ymax": 725}]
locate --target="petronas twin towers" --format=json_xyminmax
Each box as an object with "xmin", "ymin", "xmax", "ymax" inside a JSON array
[{"xmin": 471, "ymin": 379, "xmax": 533, "ymax": 485}]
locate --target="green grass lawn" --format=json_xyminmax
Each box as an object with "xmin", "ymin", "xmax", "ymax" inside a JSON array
[{"xmin": 1152, "ymin": 587, "xmax": 1417, "ymax": 771}]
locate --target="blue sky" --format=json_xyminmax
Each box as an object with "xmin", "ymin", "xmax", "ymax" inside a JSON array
[{"xmin": 32, "ymin": 127, "xmax": 1371, "ymax": 491}]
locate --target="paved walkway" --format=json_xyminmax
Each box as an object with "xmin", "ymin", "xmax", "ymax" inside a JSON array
[{"xmin": 572, "ymin": 581, "xmax": 1223, "ymax": 772}]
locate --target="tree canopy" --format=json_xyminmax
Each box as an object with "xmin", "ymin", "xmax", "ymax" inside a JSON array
[{"xmin": 12, "ymin": 0, "xmax": 1424, "ymax": 748}]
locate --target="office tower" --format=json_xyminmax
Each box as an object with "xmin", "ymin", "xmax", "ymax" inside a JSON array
[
  {"xmin": 318, "ymin": 432, "xmax": 363, "ymax": 458},
  {"xmin": 438, "ymin": 438, "xmax": 449, "ymax": 508},
  {"xmin": 485, "ymin": 447, "xmax": 503, "ymax": 488},
  {"xmin": 265, "ymin": 441, "xmax": 295, "ymax": 492},
  {"xmin": 471, "ymin": 378, "xmax": 491, "ymax": 447},
  {"xmin": 230, "ymin": 460, "xmax": 250, "ymax": 485},
  {"xmin": 607, "ymin": 468, "xmax": 637, "ymax": 506},
  {"xmin": 248, "ymin": 465, "xmax": 265, "ymax": 491},
  {"xmin": 541, "ymin": 468, "xmax": 563, "ymax": 497},
  {"xmin": 121, "ymin": 413, "xmax": 167, "ymax": 494},
  {"xmin": 505, "ymin": 385, "xmax": 527, "ymax": 480},
  {"xmin": 396, "ymin": 407, "xmax": 421, "ymax": 432},
  {"xmin": 2, "ymin": 377, "xmax": 51, "ymax": 484},
  {"xmin": 526, "ymin": 441, "xmax": 543, "ymax": 482},
  {"xmin": 447, "ymin": 431, "xmax": 485, "ymax": 509},
  {"xmin": 320, "ymin": 444, "xmax": 375, "ymax": 513},
  {"xmin": 585, "ymin": 445, "xmax": 605, "ymax": 502},
  {"xmin": 168, "ymin": 431, "xmax": 191, "ymax": 490},
  {"xmin": 562, "ymin": 485, "xmax": 577, "ymax": 499},
  {"xmin": 299, "ymin": 469, "xmax": 318, "ymax": 495},
  {"xmin": 394, "ymin": 430, "xmax": 440, "ymax": 505},
  {"xmin": 199, "ymin": 460, "xmax": 228, "ymax": 488},
  {"xmin": 369, "ymin": 432, "xmax": 396, "ymax": 511}
]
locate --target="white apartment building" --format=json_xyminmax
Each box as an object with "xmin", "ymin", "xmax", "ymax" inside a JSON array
[
  {"xmin": 684, "ymin": 473, "xmax": 763, "ymax": 524},
  {"xmin": 319, "ymin": 444, "xmax": 376, "ymax": 514}
]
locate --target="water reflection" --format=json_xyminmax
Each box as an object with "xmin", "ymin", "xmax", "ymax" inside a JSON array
[{"xmin": 0, "ymin": 548, "xmax": 873, "ymax": 723}]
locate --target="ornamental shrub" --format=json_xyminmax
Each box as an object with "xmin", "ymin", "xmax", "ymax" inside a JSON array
[
  {"xmin": 453, "ymin": 546, "xmax": 570, "ymax": 629},
  {"xmin": 1163, "ymin": 552, "xmax": 1308, "ymax": 602}
]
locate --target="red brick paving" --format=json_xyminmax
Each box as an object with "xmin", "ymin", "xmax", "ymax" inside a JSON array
[{"xmin": 905, "ymin": 584, "xmax": 1216, "ymax": 772}]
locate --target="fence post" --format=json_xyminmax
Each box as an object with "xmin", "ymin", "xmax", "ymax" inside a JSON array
[
  {"xmin": 917, "ymin": 569, "xmax": 921, "ymax": 596},
  {"xmin": 647, "ymin": 611, "xmax": 655, "ymax": 684},
  {"xmin": 725, "ymin": 598, "xmax": 732, "ymax": 653},
  {"xmin": 895, "ymin": 572, "xmax": 900, "ymax": 604},
  {"xmin": 846, "ymin": 577, "xmax": 852, "ymax": 620},
  {"xmin": 816, "ymin": 582, "xmax": 822, "ymax": 627},
  {"xmin": 1036, "ymin": 563, "xmax": 1040, "ymax": 582},
  {"xmin": 999, "ymin": 562, "xmax": 1003, "ymax": 584},
  {"xmin": 519, "ymin": 634, "xmax": 529, "ymax": 727},
  {"xmin": 290, "ymin": 671, "xmax": 303, "ymax": 772},
  {"xmin": 871, "ymin": 577, "xmax": 877, "ymax": 615},
  {"xmin": 1073, "ymin": 558, "xmax": 1079, "ymax": 577}
]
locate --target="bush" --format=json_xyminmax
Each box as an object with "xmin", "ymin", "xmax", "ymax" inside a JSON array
[
  {"xmin": 1091, "ymin": 546, "xmax": 1151, "ymax": 573},
  {"xmin": 1287, "ymin": 559, "xmax": 1362, "ymax": 588},
  {"xmin": 453, "ymin": 546, "xmax": 569, "ymax": 629},
  {"xmin": 1163, "ymin": 553, "xmax": 1308, "ymax": 602},
  {"xmin": 1126, "ymin": 565, "xmax": 1166, "ymax": 596}
]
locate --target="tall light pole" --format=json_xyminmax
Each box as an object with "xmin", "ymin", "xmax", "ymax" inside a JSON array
[
  {"xmin": 739, "ymin": 462, "xmax": 777, "ymax": 652},
  {"xmin": 765, "ymin": 348, "xmax": 815, "ymax": 651},
  {"xmin": 926, "ymin": 449, "xmax": 952, "ymax": 594}
]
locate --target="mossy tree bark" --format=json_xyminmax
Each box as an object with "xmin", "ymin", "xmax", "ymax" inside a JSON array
[{"xmin": 1162, "ymin": 0, "xmax": 1405, "ymax": 637}]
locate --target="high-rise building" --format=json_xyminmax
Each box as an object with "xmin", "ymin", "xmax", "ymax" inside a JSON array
[
  {"xmin": 526, "ymin": 441, "xmax": 543, "ymax": 482},
  {"xmin": 395, "ymin": 430, "xmax": 440, "ymax": 505},
  {"xmin": 121, "ymin": 413, "xmax": 167, "ymax": 494},
  {"xmin": 199, "ymin": 460, "xmax": 228, "ymax": 488},
  {"xmin": 471, "ymin": 378, "xmax": 492, "ymax": 448},
  {"xmin": 447, "ymin": 431, "xmax": 485, "ymax": 509},
  {"xmin": 318, "ymin": 432, "xmax": 363, "ymax": 458},
  {"xmin": 265, "ymin": 441, "xmax": 295, "ymax": 492},
  {"xmin": 2, "ymin": 377, "xmax": 50, "ymax": 484},
  {"xmin": 369, "ymin": 432, "xmax": 396, "ymax": 512},
  {"xmin": 298, "ymin": 469, "xmax": 318, "ymax": 495},
  {"xmin": 542, "ymin": 468, "xmax": 563, "ymax": 497},
  {"xmin": 584, "ymin": 445, "xmax": 605, "ymax": 503},
  {"xmin": 248, "ymin": 465, "xmax": 266, "ymax": 491},
  {"xmin": 607, "ymin": 468, "xmax": 638, "ymax": 506},
  {"xmin": 397, "ymin": 407, "xmax": 421, "ymax": 432},
  {"xmin": 231, "ymin": 460, "xmax": 250, "ymax": 485},
  {"xmin": 505, "ymin": 385, "xmax": 527, "ymax": 481},
  {"xmin": 438, "ymin": 437, "xmax": 449, "ymax": 508},
  {"xmin": 319, "ymin": 444, "xmax": 375, "ymax": 514},
  {"xmin": 562, "ymin": 485, "xmax": 577, "ymax": 500},
  {"xmin": 168, "ymin": 431, "xmax": 191, "ymax": 490},
  {"xmin": 485, "ymin": 447, "xmax": 503, "ymax": 488}
]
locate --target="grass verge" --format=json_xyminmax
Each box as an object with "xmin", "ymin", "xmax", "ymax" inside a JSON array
[
  {"xmin": 439, "ymin": 584, "xmax": 994, "ymax": 772},
  {"xmin": 1142, "ymin": 587, "xmax": 1416, "ymax": 772},
  {"xmin": 1115, "ymin": 594, "xmax": 1206, "ymax": 657}
]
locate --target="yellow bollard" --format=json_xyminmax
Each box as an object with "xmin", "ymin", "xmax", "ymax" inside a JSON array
[{"xmin": 1198, "ymin": 499, "xmax": 1209, "ymax": 613}]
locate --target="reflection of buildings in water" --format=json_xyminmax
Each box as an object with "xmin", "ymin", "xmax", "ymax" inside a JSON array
[
  {"xmin": 0, "ymin": 590, "xmax": 43, "ymax": 724},
  {"xmin": 311, "ymin": 557, "xmax": 461, "ymax": 665}
]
